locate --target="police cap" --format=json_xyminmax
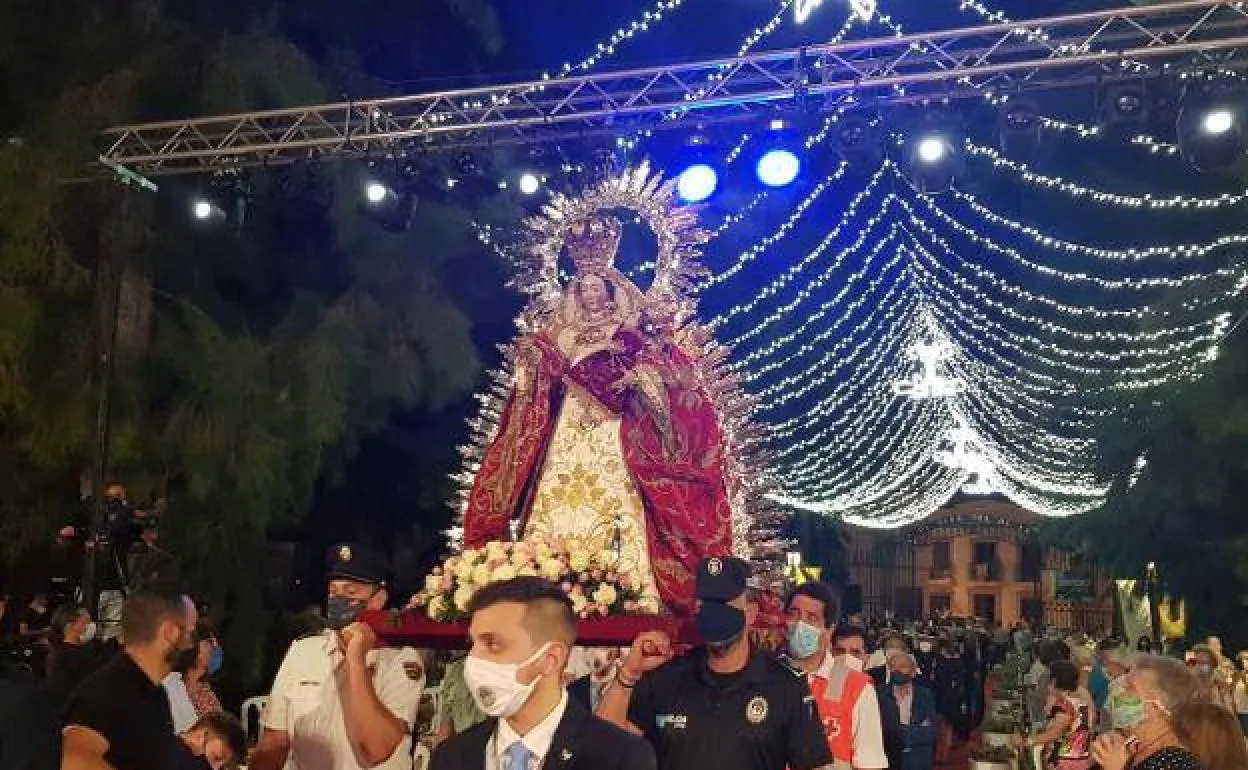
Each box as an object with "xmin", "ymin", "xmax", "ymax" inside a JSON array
[
  {"xmin": 326, "ymin": 543, "xmax": 388, "ymax": 587},
  {"xmin": 695, "ymin": 555, "xmax": 750, "ymax": 602}
]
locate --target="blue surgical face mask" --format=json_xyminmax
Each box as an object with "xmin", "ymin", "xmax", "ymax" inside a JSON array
[
  {"xmin": 788, "ymin": 621, "xmax": 822, "ymax": 660},
  {"xmin": 890, "ymin": 672, "xmax": 913, "ymax": 686},
  {"xmin": 207, "ymin": 644, "xmax": 224, "ymax": 676}
]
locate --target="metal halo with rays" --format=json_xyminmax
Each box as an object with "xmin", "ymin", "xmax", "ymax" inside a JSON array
[{"xmin": 512, "ymin": 160, "xmax": 711, "ymax": 324}]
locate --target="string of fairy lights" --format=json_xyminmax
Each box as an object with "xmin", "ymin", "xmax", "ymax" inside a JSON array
[{"xmin": 457, "ymin": 0, "xmax": 1248, "ymax": 530}]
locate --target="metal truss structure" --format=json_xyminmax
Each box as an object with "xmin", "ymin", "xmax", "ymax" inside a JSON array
[{"xmin": 101, "ymin": 0, "xmax": 1248, "ymax": 175}]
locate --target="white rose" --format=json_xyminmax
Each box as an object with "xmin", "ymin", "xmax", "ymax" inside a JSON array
[
  {"xmin": 455, "ymin": 561, "xmax": 475, "ymax": 582},
  {"xmin": 424, "ymin": 573, "xmax": 443, "ymax": 594},
  {"xmin": 516, "ymin": 564, "xmax": 538, "ymax": 577},
  {"xmin": 591, "ymin": 584, "xmax": 618, "ymax": 607},
  {"xmin": 510, "ymin": 549, "xmax": 533, "ymax": 568},
  {"xmin": 540, "ymin": 559, "xmax": 564, "ymax": 581},
  {"xmin": 460, "ymin": 548, "xmax": 481, "ymax": 565},
  {"xmin": 569, "ymin": 592, "xmax": 589, "ymax": 616},
  {"xmin": 472, "ymin": 564, "xmax": 492, "ymax": 586},
  {"xmin": 636, "ymin": 596, "xmax": 661, "ymax": 614},
  {"xmin": 568, "ymin": 551, "xmax": 590, "ymax": 573},
  {"xmin": 490, "ymin": 564, "xmax": 517, "ymax": 582},
  {"xmin": 485, "ymin": 541, "xmax": 507, "ymax": 561},
  {"xmin": 596, "ymin": 550, "xmax": 619, "ymax": 569},
  {"xmin": 535, "ymin": 542, "xmax": 555, "ymax": 561},
  {"xmin": 427, "ymin": 596, "xmax": 449, "ymax": 620},
  {"xmin": 453, "ymin": 584, "xmax": 475, "ymax": 611},
  {"xmin": 444, "ymin": 556, "xmax": 461, "ymax": 574}
]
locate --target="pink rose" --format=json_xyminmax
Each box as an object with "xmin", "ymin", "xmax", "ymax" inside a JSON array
[
  {"xmin": 579, "ymin": 572, "xmax": 590, "ymax": 583},
  {"xmin": 623, "ymin": 600, "xmax": 638, "ymax": 612},
  {"xmin": 606, "ymin": 571, "xmax": 618, "ymax": 583},
  {"xmin": 440, "ymin": 575, "xmax": 453, "ymax": 592},
  {"xmin": 560, "ymin": 582, "xmax": 574, "ymax": 594},
  {"xmin": 591, "ymin": 569, "xmax": 604, "ymax": 581},
  {"xmin": 596, "ymin": 603, "xmax": 610, "ymax": 616}
]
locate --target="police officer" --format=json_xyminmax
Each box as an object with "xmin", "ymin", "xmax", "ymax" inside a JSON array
[
  {"xmin": 596, "ymin": 556, "xmax": 835, "ymax": 770},
  {"xmin": 250, "ymin": 544, "xmax": 426, "ymax": 770}
]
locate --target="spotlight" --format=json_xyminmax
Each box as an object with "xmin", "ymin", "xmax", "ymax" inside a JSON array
[
  {"xmin": 676, "ymin": 163, "xmax": 719, "ymax": 203},
  {"xmin": 830, "ymin": 111, "xmax": 884, "ymax": 166},
  {"xmin": 191, "ymin": 199, "xmax": 224, "ymax": 222},
  {"xmin": 364, "ymin": 180, "xmax": 394, "ymax": 206},
  {"xmin": 1202, "ymin": 108, "xmax": 1234, "ymax": 136},
  {"xmin": 752, "ymin": 116, "xmax": 803, "ymax": 188},
  {"xmin": 916, "ymin": 137, "xmax": 946, "ymax": 164},
  {"xmin": 518, "ymin": 172, "xmax": 542, "ymax": 195},
  {"xmin": 1177, "ymin": 84, "xmax": 1246, "ymax": 172},
  {"xmin": 1099, "ymin": 83, "xmax": 1150, "ymax": 132},
  {"xmin": 899, "ymin": 119, "xmax": 964, "ymax": 194},
  {"xmin": 359, "ymin": 166, "xmax": 418, "ymax": 233},
  {"xmin": 674, "ymin": 132, "xmax": 721, "ymax": 203}
]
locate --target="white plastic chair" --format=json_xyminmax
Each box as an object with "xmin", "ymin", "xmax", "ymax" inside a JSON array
[{"xmin": 241, "ymin": 696, "xmax": 270, "ymax": 742}]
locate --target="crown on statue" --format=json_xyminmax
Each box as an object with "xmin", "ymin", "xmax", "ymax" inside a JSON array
[{"xmin": 566, "ymin": 215, "xmax": 623, "ymax": 273}]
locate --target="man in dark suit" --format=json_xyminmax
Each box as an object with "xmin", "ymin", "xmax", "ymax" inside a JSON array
[
  {"xmin": 431, "ymin": 577, "xmax": 655, "ymax": 770},
  {"xmin": 877, "ymin": 652, "xmax": 937, "ymax": 770}
]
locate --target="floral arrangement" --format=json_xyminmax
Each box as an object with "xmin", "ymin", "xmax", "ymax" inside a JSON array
[{"xmin": 409, "ymin": 538, "xmax": 661, "ymax": 622}]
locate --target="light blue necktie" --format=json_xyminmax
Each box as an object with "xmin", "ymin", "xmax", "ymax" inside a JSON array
[{"xmin": 504, "ymin": 741, "xmax": 534, "ymax": 770}]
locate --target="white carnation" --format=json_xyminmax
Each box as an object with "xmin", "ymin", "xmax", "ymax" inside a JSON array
[
  {"xmin": 453, "ymin": 585, "xmax": 475, "ymax": 612},
  {"xmin": 591, "ymin": 584, "xmax": 618, "ymax": 607},
  {"xmin": 490, "ymin": 564, "xmax": 517, "ymax": 582}
]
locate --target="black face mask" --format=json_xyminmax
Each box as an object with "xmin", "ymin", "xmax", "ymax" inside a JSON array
[{"xmin": 326, "ymin": 595, "xmax": 369, "ymax": 630}]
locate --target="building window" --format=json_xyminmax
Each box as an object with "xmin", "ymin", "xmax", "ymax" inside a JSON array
[
  {"xmin": 1020, "ymin": 597, "xmax": 1044, "ymax": 623},
  {"xmin": 933, "ymin": 541, "xmax": 951, "ymax": 569},
  {"xmin": 1020, "ymin": 541, "xmax": 1043, "ymax": 582},
  {"xmin": 973, "ymin": 541, "xmax": 996, "ymax": 565},
  {"xmin": 929, "ymin": 593, "xmax": 951, "ymax": 615},
  {"xmin": 973, "ymin": 593, "xmax": 997, "ymax": 622}
]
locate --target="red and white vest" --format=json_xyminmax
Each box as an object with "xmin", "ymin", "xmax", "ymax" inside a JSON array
[{"xmin": 809, "ymin": 664, "xmax": 873, "ymax": 764}]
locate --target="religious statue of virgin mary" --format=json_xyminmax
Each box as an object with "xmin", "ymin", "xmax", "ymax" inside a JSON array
[{"xmin": 457, "ymin": 164, "xmax": 769, "ymax": 615}]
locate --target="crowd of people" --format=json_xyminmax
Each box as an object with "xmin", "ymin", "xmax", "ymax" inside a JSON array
[{"xmin": 3, "ymin": 536, "xmax": 1248, "ymax": 770}]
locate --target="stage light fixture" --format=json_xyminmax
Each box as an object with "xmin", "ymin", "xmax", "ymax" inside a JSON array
[
  {"xmin": 998, "ymin": 99, "xmax": 1041, "ymax": 156},
  {"xmin": 1177, "ymin": 84, "xmax": 1246, "ymax": 172},
  {"xmin": 752, "ymin": 117, "xmax": 803, "ymax": 189},
  {"xmin": 1099, "ymin": 82, "xmax": 1150, "ymax": 131},
  {"xmin": 899, "ymin": 120, "xmax": 964, "ymax": 195},
  {"xmin": 676, "ymin": 163, "xmax": 719, "ymax": 203},
  {"xmin": 830, "ymin": 111, "xmax": 885, "ymax": 166},
  {"xmin": 359, "ymin": 165, "xmax": 418, "ymax": 233},
  {"xmin": 518, "ymin": 172, "xmax": 542, "ymax": 195},
  {"xmin": 190, "ymin": 198, "xmax": 225, "ymax": 223}
]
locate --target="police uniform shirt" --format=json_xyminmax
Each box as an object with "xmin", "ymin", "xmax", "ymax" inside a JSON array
[
  {"xmin": 263, "ymin": 631, "xmax": 425, "ymax": 770},
  {"xmin": 627, "ymin": 648, "xmax": 833, "ymax": 770}
]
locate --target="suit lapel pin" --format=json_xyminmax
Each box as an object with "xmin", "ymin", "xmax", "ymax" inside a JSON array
[{"xmin": 561, "ymin": 749, "xmax": 573, "ymax": 761}]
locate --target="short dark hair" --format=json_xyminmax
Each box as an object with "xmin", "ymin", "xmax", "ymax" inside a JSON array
[
  {"xmin": 832, "ymin": 624, "xmax": 867, "ymax": 645},
  {"xmin": 192, "ymin": 712, "xmax": 246, "ymax": 764},
  {"xmin": 50, "ymin": 605, "xmax": 86, "ymax": 636},
  {"xmin": 121, "ymin": 589, "xmax": 190, "ymax": 645},
  {"xmin": 784, "ymin": 582, "xmax": 840, "ymax": 628},
  {"xmin": 1049, "ymin": 659, "xmax": 1080, "ymax": 691},
  {"xmin": 466, "ymin": 577, "xmax": 576, "ymax": 646}
]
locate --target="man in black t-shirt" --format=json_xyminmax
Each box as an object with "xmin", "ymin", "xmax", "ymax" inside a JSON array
[{"xmin": 62, "ymin": 589, "xmax": 199, "ymax": 770}]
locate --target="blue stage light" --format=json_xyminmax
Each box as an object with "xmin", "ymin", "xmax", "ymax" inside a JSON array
[
  {"xmin": 756, "ymin": 148, "xmax": 801, "ymax": 188},
  {"xmin": 676, "ymin": 163, "xmax": 719, "ymax": 203}
]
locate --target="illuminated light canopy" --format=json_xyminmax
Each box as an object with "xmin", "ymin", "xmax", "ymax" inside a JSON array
[{"xmin": 677, "ymin": 162, "xmax": 719, "ymax": 203}]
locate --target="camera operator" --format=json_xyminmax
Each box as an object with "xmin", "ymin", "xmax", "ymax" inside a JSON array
[{"xmin": 86, "ymin": 482, "xmax": 142, "ymax": 640}]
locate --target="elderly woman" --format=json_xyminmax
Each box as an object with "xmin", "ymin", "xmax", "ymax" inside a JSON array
[
  {"xmin": 1015, "ymin": 660, "xmax": 1091, "ymax": 770},
  {"xmin": 1091, "ymin": 654, "xmax": 1204, "ymax": 770}
]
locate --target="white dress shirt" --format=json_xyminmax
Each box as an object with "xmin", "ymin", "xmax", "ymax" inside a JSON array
[
  {"xmin": 487, "ymin": 690, "xmax": 569, "ymax": 770},
  {"xmin": 263, "ymin": 631, "xmax": 425, "ymax": 770},
  {"xmin": 162, "ymin": 672, "xmax": 198, "ymax": 734},
  {"xmin": 895, "ymin": 687, "xmax": 913, "ymax": 726}
]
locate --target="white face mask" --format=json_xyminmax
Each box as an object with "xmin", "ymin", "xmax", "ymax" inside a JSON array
[
  {"xmin": 79, "ymin": 622, "xmax": 97, "ymax": 643},
  {"xmin": 841, "ymin": 654, "xmax": 865, "ymax": 672},
  {"xmin": 463, "ymin": 643, "xmax": 552, "ymax": 718}
]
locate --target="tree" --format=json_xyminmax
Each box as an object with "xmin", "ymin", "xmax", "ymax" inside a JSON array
[
  {"xmin": 0, "ymin": 0, "xmax": 515, "ymax": 690},
  {"xmin": 1045, "ymin": 297, "xmax": 1248, "ymax": 648}
]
